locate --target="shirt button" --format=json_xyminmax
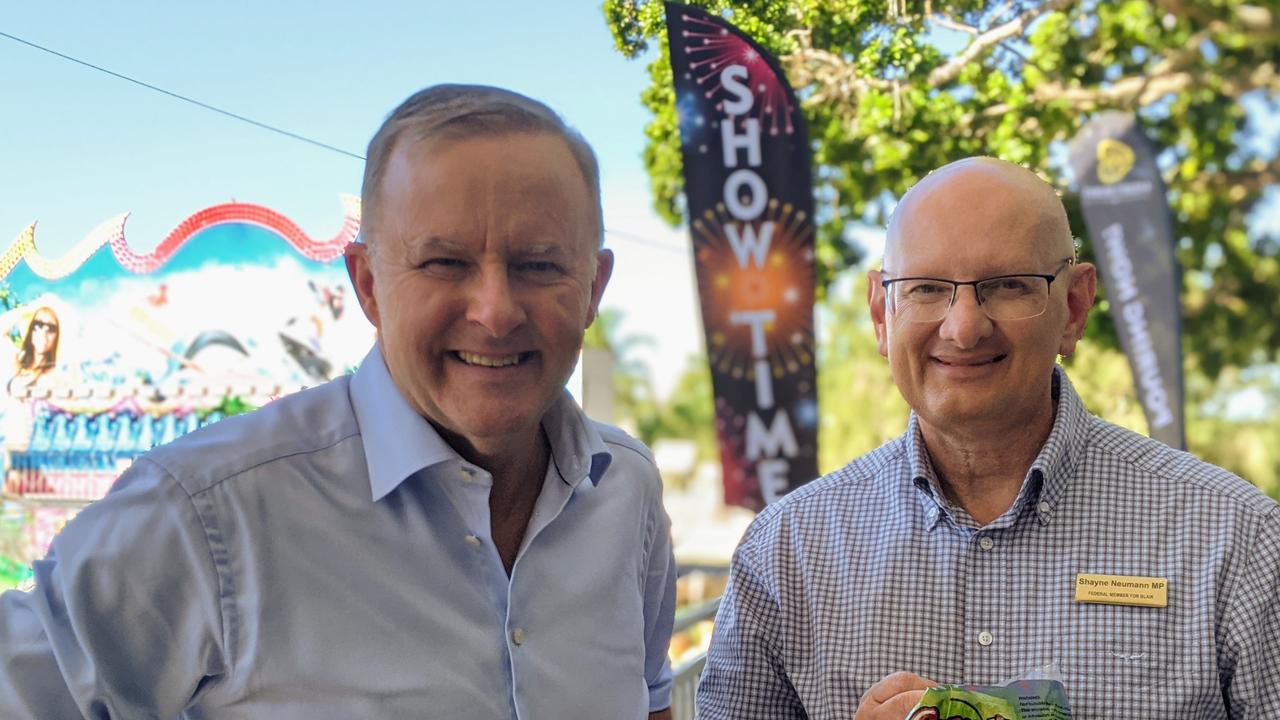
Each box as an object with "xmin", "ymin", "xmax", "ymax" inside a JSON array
[
  {"xmin": 978, "ymin": 631, "xmax": 994, "ymax": 646},
  {"xmin": 459, "ymin": 467, "xmax": 473, "ymax": 482},
  {"xmin": 1038, "ymin": 501, "xmax": 1052, "ymax": 514},
  {"xmin": 978, "ymin": 536, "xmax": 995, "ymax": 551},
  {"xmin": 464, "ymin": 534, "xmax": 481, "ymax": 546},
  {"xmin": 511, "ymin": 628, "xmax": 525, "ymax": 645}
]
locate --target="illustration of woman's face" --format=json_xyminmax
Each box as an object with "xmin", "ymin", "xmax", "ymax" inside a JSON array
[{"xmin": 30, "ymin": 310, "xmax": 58, "ymax": 355}]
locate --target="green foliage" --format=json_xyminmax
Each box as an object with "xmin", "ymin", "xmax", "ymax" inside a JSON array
[
  {"xmin": 584, "ymin": 307, "xmax": 661, "ymax": 427},
  {"xmin": 816, "ymin": 272, "xmax": 910, "ymax": 472},
  {"xmin": 1065, "ymin": 340, "xmax": 1280, "ymax": 497},
  {"xmin": 604, "ymin": 0, "xmax": 1280, "ymax": 376},
  {"xmin": 1186, "ymin": 366, "xmax": 1280, "ymax": 498},
  {"xmin": 203, "ymin": 395, "xmax": 257, "ymax": 419},
  {"xmin": 587, "ymin": 308, "xmax": 719, "ymax": 463},
  {"xmin": 0, "ymin": 282, "xmax": 21, "ymax": 314},
  {"xmin": 1, "ymin": 282, "xmax": 24, "ymax": 349},
  {"xmin": 0, "ymin": 554, "xmax": 32, "ymax": 591},
  {"xmin": 635, "ymin": 354, "xmax": 719, "ymax": 462},
  {"xmin": 0, "ymin": 509, "xmax": 32, "ymax": 591}
]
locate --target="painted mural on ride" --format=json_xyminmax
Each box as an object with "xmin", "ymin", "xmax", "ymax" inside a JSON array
[{"xmin": 0, "ymin": 197, "xmax": 370, "ymax": 587}]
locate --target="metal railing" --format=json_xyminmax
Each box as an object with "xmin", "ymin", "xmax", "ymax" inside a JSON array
[{"xmin": 670, "ymin": 595, "xmax": 721, "ymax": 720}]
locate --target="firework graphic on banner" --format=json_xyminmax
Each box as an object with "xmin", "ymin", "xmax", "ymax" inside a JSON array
[
  {"xmin": 666, "ymin": 2, "xmax": 818, "ymax": 510},
  {"xmin": 693, "ymin": 201, "xmax": 815, "ymax": 378},
  {"xmin": 676, "ymin": 13, "xmax": 796, "ymax": 137}
]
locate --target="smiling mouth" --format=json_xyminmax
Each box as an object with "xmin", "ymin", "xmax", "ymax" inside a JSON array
[
  {"xmin": 934, "ymin": 353, "xmax": 1008, "ymax": 367},
  {"xmin": 452, "ymin": 351, "xmax": 534, "ymax": 368}
]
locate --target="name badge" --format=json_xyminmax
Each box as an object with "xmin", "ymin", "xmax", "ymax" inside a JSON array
[{"xmin": 1075, "ymin": 573, "xmax": 1168, "ymax": 608}]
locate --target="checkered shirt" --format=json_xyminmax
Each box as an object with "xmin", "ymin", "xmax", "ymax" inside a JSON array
[{"xmin": 697, "ymin": 367, "xmax": 1280, "ymax": 719}]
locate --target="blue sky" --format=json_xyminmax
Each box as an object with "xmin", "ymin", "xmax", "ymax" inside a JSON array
[
  {"xmin": 1, "ymin": 1, "xmax": 704, "ymax": 396},
  {"xmin": 6, "ymin": 3, "xmax": 1275, "ymax": 402}
]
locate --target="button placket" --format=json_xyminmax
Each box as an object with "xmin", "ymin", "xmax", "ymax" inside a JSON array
[{"xmin": 963, "ymin": 527, "xmax": 1003, "ymax": 678}]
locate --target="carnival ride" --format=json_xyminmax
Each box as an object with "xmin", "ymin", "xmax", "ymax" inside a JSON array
[{"xmin": 0, "ymin": 197, "xmax": 367, "ymax": 588}]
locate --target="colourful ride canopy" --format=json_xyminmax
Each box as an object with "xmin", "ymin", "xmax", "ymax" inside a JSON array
[{"xmin": 0, "ymin": 197, "xmax": 371, "ymax": 572}]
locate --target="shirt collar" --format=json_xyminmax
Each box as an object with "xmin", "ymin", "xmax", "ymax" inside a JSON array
[
  {"xmin": 350, "ymin": 344, "xmax": 459, "ymax": 501},
  {"xmin": 539, "ymin": 390, "xmax": 613, "ymax": 489},
  {"xmin": 905, "ymin": 417, "xmax": 946, "ymax": 531},
  {"xmin": 349, "ymin": 344, "xmax": 612, "ymax": 502},
  {"xmin": 907, "ymin": 365, "xmax": 1090, "ymax": 530},
  {"xmin": 1027, "ymin": 365, "xmax": 1091, "ymax": 524}
]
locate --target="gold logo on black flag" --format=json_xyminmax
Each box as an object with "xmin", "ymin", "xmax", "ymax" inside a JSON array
[{"xmin": 1097, "ymin": 139, "xmax": 1135, "ymax": 185}]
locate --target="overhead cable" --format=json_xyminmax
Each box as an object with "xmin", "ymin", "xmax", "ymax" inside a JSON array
[{"xmin": 0, "ymin": 29, "xmax": 366, "ymax": 160}]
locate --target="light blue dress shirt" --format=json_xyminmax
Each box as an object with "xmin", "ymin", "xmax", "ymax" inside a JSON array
[{"xmin": 0, "ymin": 345, "xmax": 676, "ymax": 719}]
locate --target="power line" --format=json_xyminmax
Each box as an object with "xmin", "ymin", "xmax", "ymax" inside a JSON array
[
  {"xmin": 3, "ymin": 29, "xmax": 700, "ymax": 249},
  {"xmin": 0, "ymin": 29, "xmax": 366, "ymax": 161},
  {"xmin": 605, "ymin": 227, "xmax": 687, "ymax": 254}
]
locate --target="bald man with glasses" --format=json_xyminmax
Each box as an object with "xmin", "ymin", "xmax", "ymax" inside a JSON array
[{"xmin": 697, "ymin": 157, "xmax": 1280, "ymax": 719}]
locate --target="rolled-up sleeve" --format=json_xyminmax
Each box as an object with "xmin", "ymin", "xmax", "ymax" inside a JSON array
[
  {"xmin": 643, "ymin": 496, "xmax": 677, "ymax": 713},
  {"xmin": 696, "ymin": 538, "xmax": 804, "ymax": 719},
  {"xmin": 1222, "ymin": 506, "xmax": 1280, "ymax": 719},
  {"xmin": 0, "ymin": 457, "xmax": 226, "ymax": 718}
]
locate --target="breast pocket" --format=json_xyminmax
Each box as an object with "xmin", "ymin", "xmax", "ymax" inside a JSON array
[{"xmin": 1057, "ymin": 603, "xmax": 1184, "ymax": 691}]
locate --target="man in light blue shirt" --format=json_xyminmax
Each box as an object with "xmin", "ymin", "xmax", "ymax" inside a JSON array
[{"xmin": 0, "ymin": 84, "xmax": 677, "ymax": 719}]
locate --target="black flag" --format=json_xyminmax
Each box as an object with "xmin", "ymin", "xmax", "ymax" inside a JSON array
[
  {"xmin": 1070, "ymin": 111, "xmax": 1185, "ymax": 449},
  {"xmin": 664, "ymin": 1, "xmax": 818, "ymax": 510}
]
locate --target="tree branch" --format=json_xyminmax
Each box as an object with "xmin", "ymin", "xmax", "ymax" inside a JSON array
[
  {"xmin": 785, "ymin": 0, "xmax": 1275, "ymax": 122},
  {"xmin": 1153, "ymin": 0, "xmax": 1272, "ymax": 31},
  {"xmin": 783, "ymin": 0, "xmax": 1077, "ymax": 108},
  {"xmin": 1028, "ymin": 58, "xmax": 1277, "ymax": 110},
  {"xmin": 783, "ymin": 28, "xmax": 892, "ymax": 109},
  {"xmin": 967, "ymin": 59, "xmax": 1276, "ymax": 125},
  {"xmin": 931, "ymin": 14, "xmax": 979, "ymax": 35},
  {"xmin": 1181, "ymin": 158, "xmax": 1280, "ymax": 198},
  {"xmin": 927, "ymin": 0, "xmax": 1077, "ymax": 87},
  {"xmin": 1049, "ymin": 71, "xmax": 1196, "ymax": 107},
  {"xmin": 965, "ymin": 17, "xmax": 1273, "ymax": 119},
  {"xmin": 985, "ymin": 1, "xmax": 1015, "ymax": 27}
]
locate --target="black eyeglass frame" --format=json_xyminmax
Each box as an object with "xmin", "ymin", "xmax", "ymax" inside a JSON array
[{"xmin": 880, "ymin": 258, "xmax": 1076, "ymax": 321}]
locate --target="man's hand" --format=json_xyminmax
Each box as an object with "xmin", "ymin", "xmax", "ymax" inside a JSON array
[{"xmin": 854, "ymin": 671, "xmax": 937, "ymax": 719}]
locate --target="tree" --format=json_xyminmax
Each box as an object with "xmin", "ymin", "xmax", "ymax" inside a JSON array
[
  {"xmin": 583, "ymin": 307, "xmax": 661, "ymax": 430},
  {"xmin": 582, "ymin": 308, "xmax": 720, "ymax": 461},
  {"xmin": 0, "ymin": 507, "xmax": 33, "ymax": 591},
  {"xmin": 815, "ymin": 273, "xmax": 910, "ymax": 472},
  {"xmin": 638, "ymin": 354, "xmax": 719, "ymax": 462},
  {"xmin": 605, "ymin": 0, "xmax": 1280, "ymax": 376}
]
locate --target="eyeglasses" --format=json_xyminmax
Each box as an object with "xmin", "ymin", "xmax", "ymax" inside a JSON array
[
  {"xmin": 30, "ymin": 320, "xmax": 57, "ymax": 333},
  {"xmin": 881, "ymin": 259, "xmax": 1075, "ymax": 323}
]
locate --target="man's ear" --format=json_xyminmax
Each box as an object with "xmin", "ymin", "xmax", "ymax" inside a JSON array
[
  {"xmin": 1058, "ymin": 261, "xmax": 1097, "ymax": 357},
  {"xmin": 867, "ymin": 269, "xmax": 889, "ymax": 358},
  {"xmin": 585, "ymin": 248, "xmax": 615, "ymax": 328},
  {"xmin": 344, "ymin": 242, "xmax": 382, "ymax": 331}
]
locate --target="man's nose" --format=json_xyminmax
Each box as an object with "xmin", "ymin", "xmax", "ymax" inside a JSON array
[
  {"xmin": 938, "ymin": 284, "xmax": 993, "ymax": 349},
  {"xmin": 466, "ymin": 267, "xmax": 526, "ymax": 338}
]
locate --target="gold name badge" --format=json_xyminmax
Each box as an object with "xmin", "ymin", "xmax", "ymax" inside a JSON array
[{"xmin": 1075, "ymin": 573, "xmax": 1168, "ymax": 608}]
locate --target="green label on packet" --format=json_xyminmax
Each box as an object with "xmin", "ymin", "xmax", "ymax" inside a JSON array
[{"xmin": 906, "ymin": 679, "xmax": 1072, "ymax": 720}]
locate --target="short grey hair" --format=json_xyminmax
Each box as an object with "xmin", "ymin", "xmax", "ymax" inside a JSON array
[{"xmin": 360, "ymin": 84, "xmax": 603, "ymax": 245}]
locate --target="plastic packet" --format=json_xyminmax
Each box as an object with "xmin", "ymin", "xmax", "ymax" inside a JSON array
[{"xmin": 905, "ymin": 663, "xmax": 1072, "ymax": 719}]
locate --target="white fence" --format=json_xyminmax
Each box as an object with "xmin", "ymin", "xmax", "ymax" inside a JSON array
[{"xmin": 670, "ymin": 596, "xmax": 720, "ymax": 720}]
